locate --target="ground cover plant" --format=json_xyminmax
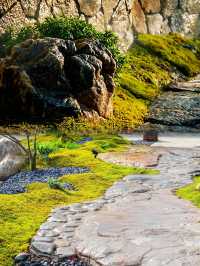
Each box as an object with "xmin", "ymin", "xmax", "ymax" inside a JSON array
[
  {"xmin": 114, "ymin": 34, "xmax": 200, "ymax": 128},
  {"xmin": 0, "ymin": 133, "xmax": 157, "ymax": 266},
  {"xmin": 177, "ymin": 176, "xmax": 200, "ymax": 208}
]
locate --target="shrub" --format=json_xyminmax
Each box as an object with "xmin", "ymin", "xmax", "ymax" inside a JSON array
[
  {"xmin": 48, "ymin": 178, "xmax": 66, "ymax": 191},
  {"xmin": 38, "ymin": 17, "xmax": 97, "ymax": 40},
  {"xmin": 0, "ymin": 17, "xmax": 124, "ymax": 68}
]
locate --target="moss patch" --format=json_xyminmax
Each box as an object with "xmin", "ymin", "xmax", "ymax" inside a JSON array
[
  {"xmin": 114, "ymin": 34, "xmax": 200, "ymax": 129},
  {"xmin": 176, "ymin": 176, "xmax": 200, "ymax": 208},
  {"xmin": 0, "ymin": 134, "xmax": 156, "ymax": 266}
]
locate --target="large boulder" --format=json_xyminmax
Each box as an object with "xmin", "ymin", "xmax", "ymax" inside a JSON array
[
  {"xmin": 148, "ymin": 80, "xmax": 200, "ymax": 128},
  {"xmin": 0, "ymin": 137, "xmax": 26, "ymax": 181},
  {"xmin": 0, "ymin": 38, "xmax": 116, "ymax": 120}
]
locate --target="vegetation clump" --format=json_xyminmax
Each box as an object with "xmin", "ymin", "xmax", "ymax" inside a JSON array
[
  {"xmin": 0, "ymin": 17, "xmax": 124, "ymax": 68},
  {"xmin": 177, "ymin": 176, "xmax": 200, "ymax": 208}
]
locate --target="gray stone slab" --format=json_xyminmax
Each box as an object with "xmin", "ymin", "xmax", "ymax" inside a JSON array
[
  {"xmin": 32, "ymin": 242, "xmax": 56, "ymax": 255},
  {"xmin": 31, "ymin": 143, "xmax": 200, "ymax": 265}
]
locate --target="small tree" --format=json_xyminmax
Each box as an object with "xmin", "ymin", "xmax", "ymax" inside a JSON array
[{"xmin": 0, "ymin": 124, "xmax": 44, "ymax": 171}]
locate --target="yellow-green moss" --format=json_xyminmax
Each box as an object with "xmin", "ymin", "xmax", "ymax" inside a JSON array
[
  {"xmin": 139, "ymin": 34, "xmax": 200, "ymax": 76},
  {"xmin": 0, "ymin": 134, "xmax": 156, "ymax": 266},
  {"xmin": 112, "ymin": 88, "xmax": 148, "ymax": 129},
  {"xmin": 176, "ymin": 176, "xmax": 200, "ymax": 208},
  {"xmin": 114, "ymin": 34, "xmax": 200, "ymax": 129}
]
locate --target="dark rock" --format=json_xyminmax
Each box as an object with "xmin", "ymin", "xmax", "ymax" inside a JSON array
[
  {"xmin": 15, "ymin": 253, "xmax": 30, "ymax": 263},
  {"xmin": 0, "ymin": 38, "xmax": 116, "ymax": 120},
  {"xmin": 143, "ymin": 130, "xmax": 158, "ymax": 142},
  {"xmin": 14, "ymin": 253, "xmax": 91, "ymax": 266},
  {"xmin": 148, "ymin": 91, "xmax": 200, "ymax": 128}
]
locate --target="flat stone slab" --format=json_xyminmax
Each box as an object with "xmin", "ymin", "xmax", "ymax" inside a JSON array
[
  {"xmin": 30, "ymin": 144, "xmax": 200, "ymax": 265},
  {"xmin": 98, "ymin": 145, "xmax": 164, "ymax": 167}
]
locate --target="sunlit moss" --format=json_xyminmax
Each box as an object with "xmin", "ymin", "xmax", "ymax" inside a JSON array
[
  {"xmin": 0, "ymin": 134, "xmax": 156, "ymax": 266},
  {"xmin": 114, "ymin": 33, "xmax": 200, "ymax": 129},
  {"xmin": 176, "ymin": 176, "xmax": 200, "ymax": 208}
]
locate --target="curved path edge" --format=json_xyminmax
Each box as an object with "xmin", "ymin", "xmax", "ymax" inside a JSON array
[{"xmin": 30, "ymin": 145, "xmax": 200, "ymax": 266}]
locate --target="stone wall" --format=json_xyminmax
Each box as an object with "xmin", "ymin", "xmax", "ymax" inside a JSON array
[{"xmin": 1, "ymin": 0, "xmax": 200, "ymax": 51}]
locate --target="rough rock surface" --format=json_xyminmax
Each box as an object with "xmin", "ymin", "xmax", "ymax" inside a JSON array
[
  {"xmin": 98, "ymin": 145, "xmax": 163, "ymax": 168},
  {"xmin": 30, "ymin": 142, "xmax": 200, "ymax": 265},
  {"xmin": 148, "ymin": 79, "xmax": 200, "ymax": 128},
  {"xmin": 0, "ymin": 137, "xmax": 26, "ymax": 181},
  {"xmin": 0, "ymin": 38, "xmax": 116, "ymax": 119},
  {"xmin": 1, "ymin": 0, "xmax": 200, "ymax": 51}
]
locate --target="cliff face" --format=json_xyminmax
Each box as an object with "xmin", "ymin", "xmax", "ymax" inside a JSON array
[{"xmin": 0, "ymin": 0, "xmax": 200, "ymax": 51}]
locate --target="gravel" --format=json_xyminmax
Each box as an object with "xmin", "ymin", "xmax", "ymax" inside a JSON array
[
  {"xmin": 15, "ymin": 253, "xmax": 91, "ymax": 266},
  {"xmin": 76, "ymin": 137, "xmax": 93, "ymax": 145},
  {"xmin": 0, "ymin": 167, "xmax": 89, "ymax": 195}
]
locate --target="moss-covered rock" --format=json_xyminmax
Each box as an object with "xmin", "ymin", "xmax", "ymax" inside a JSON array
[{"xmin": 114, "ymin": 34, "xmax": 200, "ymax": 129}]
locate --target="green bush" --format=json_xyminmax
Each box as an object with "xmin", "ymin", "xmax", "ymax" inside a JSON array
[
  {"xmin": 38, "ymin": 17, "xmax": 97, "ymax": 40},
  {"xmin": 0, "ymin": 17, "xmax": 124, "ymax": 68}
]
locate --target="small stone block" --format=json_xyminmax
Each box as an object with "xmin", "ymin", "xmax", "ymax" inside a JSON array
[{"xmin": 32, "ymin": 242, "xmax": 56, "ymax": 255}]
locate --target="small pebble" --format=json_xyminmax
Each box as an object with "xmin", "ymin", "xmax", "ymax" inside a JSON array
[{"xmin": 15, "ymin": 253, "xmax": 91, "ymax": 266}]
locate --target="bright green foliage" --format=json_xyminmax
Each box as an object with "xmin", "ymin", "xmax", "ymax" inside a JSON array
[
  {"xmin": 48, "ymin": 178, "xmax": 67, "ymax": 192},
  {"xmin": 176, "ymin": 176, "xmax": 200, "ymax": 208},
  {"xmin": 38, "ymin": 17, "xmax": 97, "ymax": 40},
  {"xmin": 37, "ymin": 139, "xmax": 79, "ymax": 154},
  {"xmin": 0, "ymin": 17, "xmax": 124, "ymax": 68},
  {"xmin": 0, "ymin": 134, "xmax": 156, "ymax": 266},
  {"xmin": 38, "ymin": 17, "xmax": 124, "ymax": 67}
]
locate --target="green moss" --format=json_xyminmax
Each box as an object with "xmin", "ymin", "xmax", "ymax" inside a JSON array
[
  {"xmin": 0, "ymin": 134, "xmax": 156, "ymax": 266},
  {"xmin": 112, "ymin": 88, "xmax": 148, "ymax": 129},
  {"xmin": 114, "ymin": 33, "xmax": 200, "ymax": 129},
  {"xmin": 138, "ymin": 34, "xmax": 200, "ymax": 76},
  {"xmin": 176, "ymin": 176, "xmax": 200, "ymax": 208}
]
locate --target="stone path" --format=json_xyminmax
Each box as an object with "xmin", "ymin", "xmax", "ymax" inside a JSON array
[{"xmin": 30, "ymin": 137, "xmax": 200, "ymax": 266}]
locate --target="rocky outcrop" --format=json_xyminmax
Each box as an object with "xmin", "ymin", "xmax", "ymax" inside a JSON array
[
  {"xmin": 148, "ymin": 79, "xmax": 200, "ymax": 129},
  {"xmin": 0, "ymin": 38, "xmax": 116, "ymax": 120},
  {"xmin": 1, "ymin": 0, "xmax": 200, "ymax": 51},
  {"xmin": 0, "ymin": 137, "xmax": 26, "ymax": 181}
]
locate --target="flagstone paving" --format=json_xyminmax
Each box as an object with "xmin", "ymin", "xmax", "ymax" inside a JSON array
[{"xmin": 30, "ymin": 138, "xmax": 200, "ymax": 266}]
